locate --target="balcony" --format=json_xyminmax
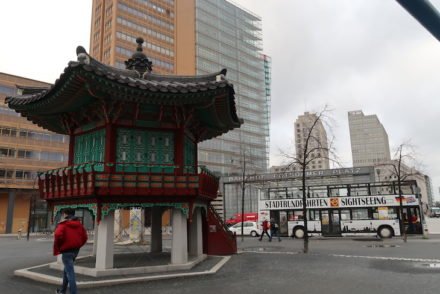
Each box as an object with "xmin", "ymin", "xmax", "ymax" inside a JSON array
[{"xmin": 38, "ymin": 162, "xmax": 219, "ymax": 202}]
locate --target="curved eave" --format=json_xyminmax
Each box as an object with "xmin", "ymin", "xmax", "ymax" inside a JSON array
[
  {"xmin": 5, "ymin": 51, "xmax": 242, "ymax": 136},
  {"xmin": 6, "ymin": 62, "xmax": 233, "ymax": 108},
  {"xmin": 195, "ymin": 88, "xmax": 243, "ymax": 142}
]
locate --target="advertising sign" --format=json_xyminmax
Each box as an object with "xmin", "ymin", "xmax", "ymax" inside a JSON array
[{"xmin": 259, "ymin": 195, "xmax": 418, "ymax": 210}]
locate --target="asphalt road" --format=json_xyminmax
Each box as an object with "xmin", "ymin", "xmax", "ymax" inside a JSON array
[{"xmin": 2, "ymin": 235, "xmax": 440, "ymax": 294}]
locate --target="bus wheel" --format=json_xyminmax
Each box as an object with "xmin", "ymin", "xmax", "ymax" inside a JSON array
[
  {"xmin": 293, "ymin": 227, "xmax": 305, "ymax": 239},
  {"xmin": 378, "ymin": 226, "xmax": 394, "ymax": 239}
]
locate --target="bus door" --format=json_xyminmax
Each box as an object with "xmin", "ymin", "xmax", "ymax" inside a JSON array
[
  {"xmin": 321, "ymin": 209, "xmax": 341, "ymax": 236},
  {"xmin": 403, "ymin": 207, "xmax": 422, "ymax": 234},
  {"xmin": 279, "ymin": 211, "xmax": 289, "ymax": 236},
  {"xmin": 270, "ymin": 211, "xmax": 289, "ymax": 237}
]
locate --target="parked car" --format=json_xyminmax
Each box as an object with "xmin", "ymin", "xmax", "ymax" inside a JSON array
[
  {"xmin": 431, "ymin": 207, "xmax": 440, "ymax": 218},
  {"xmin": 225, "ymin": 213, "xmax": 258, "ymax": 226},
  {"xmin": 228, "ymin": 221, "xmax": 260, "ymax": 237}
]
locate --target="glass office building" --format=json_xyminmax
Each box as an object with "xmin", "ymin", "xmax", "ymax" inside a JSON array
[{"xmin": 195, "ymin": 0, "xmax": 268, "ymax": 176}]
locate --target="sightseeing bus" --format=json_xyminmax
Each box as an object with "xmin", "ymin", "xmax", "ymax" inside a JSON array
[{"xmin": 258, "ymin": 181, "xmax": 422, "ymax": 239}]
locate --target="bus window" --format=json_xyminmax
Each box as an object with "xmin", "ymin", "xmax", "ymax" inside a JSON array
[
  {"xmin": 260, "ymin": 190, "xmax": 269, "ymax": 200},
  {"xmin": 287, "ymin": 187, "xmax": 302, "ymax": 198},
  {"xmin": 329, "ymin": 187, "xmax": 348, "ymax": 197},
  {"xmin": 295, "ymin": 211, "xmax": 304, "ymax": 220},
  {"xmin": 309, "ymin": 210, "xmax": 320, "ymax": 221},
  {"xmin": 388, "ymin": 208, "xmax": 398, "ymax": 219},
  {"xmin": 372, "ymin": 207, "xmax": 398, "ymax": 220},
  {"xmin": 340, "ymin": 210, "xmax": 350, "ymax": 221},
  {"xmin": 269, "ymin": 188, "xmax": 287, "ymax": 199},
  {"xmin": 352, "ymin": 208, "xmax": 369, "ymax": 220},
  {"xmin": 401, "ymin": 185, "xmax": 414, "ymax": 195},
  {"xmin": 321, "ymin": 211, "xmax": 329, "ymax": 225},
  {"xmin": 372, "ymin": 207, "xmax": 379, "ymax": 219},
  {"xmin": 309, "ymin": 186, "xmax": 327, "ymax": 198},
  {"xmin": 287, "ymin": 211, "xmax": 304, "ymax": 220},
  {"xmin": 350, "ymin": 187, "xmax": 369, "ymax": 196}
]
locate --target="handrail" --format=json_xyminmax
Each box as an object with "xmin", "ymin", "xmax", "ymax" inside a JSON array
[
  {"xmin": 208, "ymin": 204, "xmax": 236, "ymax": 242},
  {"xmin": 199, "ymin": 165, "xmax": 220, "ymax": 181}
]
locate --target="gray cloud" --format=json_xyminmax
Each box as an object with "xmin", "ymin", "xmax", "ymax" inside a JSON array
[
  {"xmin": 0, "ymin": 0, "xmax": 439, "ymax": 198},
  {"xmin": 236, "ymin": 0, "xmax": 440, "ymax": 198}
]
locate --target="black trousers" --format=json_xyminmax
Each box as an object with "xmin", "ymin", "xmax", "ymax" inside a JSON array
[{"xmin": 259, "ymin": 230, "xmax": 271, "ymax": 240}]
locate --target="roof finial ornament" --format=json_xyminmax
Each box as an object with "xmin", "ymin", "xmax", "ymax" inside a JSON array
[
  {"xmin": 125, "ymin": 36, "xmax": 153, "ymax": 76},
  {"xmin": 136, "ymin": 37, "xmax": 144, "ymax": 52},
  {"xmin": 76, "ymin": 46, "xmax": 90, "ymax": 65}
]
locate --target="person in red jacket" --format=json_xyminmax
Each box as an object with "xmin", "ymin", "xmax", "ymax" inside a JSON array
[
  {"xmin": 53, "ymin": 208, "xmax": 88, "ymax": 294},
  {"xmin": 259, "ymin": 219, "xmax": 271, "ymax": 241}
]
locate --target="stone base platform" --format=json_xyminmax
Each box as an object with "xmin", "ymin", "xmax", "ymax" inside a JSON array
[{"xmin": 14, "ymin": 252, "xmax": 230, "ymax": 288}]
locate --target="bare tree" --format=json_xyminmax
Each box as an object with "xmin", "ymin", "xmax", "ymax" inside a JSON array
[
  {"xmin": 281, "ymin": 105, "xmax": 339, "ymax": 253},
  {"xmin": 376, "ymin": 141, "xmax": 420, "ymax": 242}
]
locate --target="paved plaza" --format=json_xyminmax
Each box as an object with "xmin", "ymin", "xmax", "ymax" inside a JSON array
[{"xmin": 2, "ymin": 229, "xmax": 440, "ymax": 294}]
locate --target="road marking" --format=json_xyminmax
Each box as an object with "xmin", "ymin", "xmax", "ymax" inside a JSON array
[
  {"xmin": 426, "ymin": 263, "xmax": 440, "ymax": 268},
  {"xmin": 331, "ymin": 254, "xmax": 440, "ymax": 263},
  {"xmin": 239, "ymin": 250, "xmax": 300, "ymax": 255}
]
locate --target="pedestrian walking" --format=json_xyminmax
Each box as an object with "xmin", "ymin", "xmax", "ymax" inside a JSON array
[
  {"xmin": 258, "ymin": 219, "xmax": 271, "ymax": 241},
  {"xmin": 270, "ymin": 218, "xmax": 281, "ymax": 242},
  {"xmin": 17, "ymin": 225, "xmax": 23, "ymax": 240},
  {"xmin": 53, "ymin": 208, "xmax": 88, "ymax": 294}
]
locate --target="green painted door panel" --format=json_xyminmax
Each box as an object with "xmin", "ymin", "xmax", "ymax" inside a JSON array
[
  {"xmin": 116, "ymin": 128, "xmax": 174, "ymax": 173},
  {"xmin": 73, "ymin": 129, "xmax": 105, "ymax": 171}
]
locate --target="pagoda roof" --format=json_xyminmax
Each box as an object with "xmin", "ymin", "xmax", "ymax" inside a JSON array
[{"xmin": 5, "ymin": 42, "xmax": 242, "ymax": 141}]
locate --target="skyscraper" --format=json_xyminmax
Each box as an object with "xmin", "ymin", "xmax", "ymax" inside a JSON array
[
  {"xmin": 90, "ymin": 0, "xmax": 269, "ymax": 177},
  {"xmin": 294, "ymin": 112, "xmax": 330, "ymax": 170},
  {"xmin": 90, "ymin": 0, "xmax": 175, "ymax": 74},
  {"xmin": 348, "ymin": 110, "xmax": 391, "ymax": 167}
]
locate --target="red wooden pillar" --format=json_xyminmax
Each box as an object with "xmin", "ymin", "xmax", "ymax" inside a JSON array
[
  {"xmin": 175, "ymin": 127, "xmax": 185, "ymax": 174},
  {"xmin": 104, "ymin": 124, "xmax": 116, "ymax": 173}
]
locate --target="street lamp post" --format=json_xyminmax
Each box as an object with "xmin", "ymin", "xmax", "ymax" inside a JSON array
[
  {"xmin": 229, "ymin": 154, "xmax": 247, "ymax": 242},
  {"xmin": 240, "ymin": 153, "xmax": 246, "ymax": 242},
  {"xmin": 26, "ymin": 193, "xmax": 36, "ymax": 241}
]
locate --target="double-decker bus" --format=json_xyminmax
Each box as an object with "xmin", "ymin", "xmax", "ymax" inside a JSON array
[{"xmin": 258, "ymin": 181, "xmax": 422, "ymax": 239}]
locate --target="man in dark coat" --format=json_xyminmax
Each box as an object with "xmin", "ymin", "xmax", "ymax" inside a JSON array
[
  {"xmin": 270, "ymin": 218, "xmax": 281, "ymax": 242},
  {"xmin": 53, "ymin": 208, "xmax": 88, "ymax": 294}
]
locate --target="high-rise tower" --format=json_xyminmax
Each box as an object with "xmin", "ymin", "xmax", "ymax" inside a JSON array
[
  {"xmin": 294, "ymin": 112, "xmax": 330, "ymax": 170},
  {"xmin": 348, "ymin": 110, "xmax": 391, "ymax": 167}
]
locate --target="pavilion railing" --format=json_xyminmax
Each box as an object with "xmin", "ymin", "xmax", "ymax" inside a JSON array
[{"xmin": 38, "ymin": 162, "xmax": 219, "ymax": 200}]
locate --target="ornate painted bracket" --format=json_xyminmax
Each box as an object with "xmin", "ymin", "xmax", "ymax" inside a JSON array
[
  {"xmin": 53, "ymin": 202, "xmax": 191, "ymax": 223},
  {"xmin": 101, "ymin": 202, "xmax": 189, "ymax": 219},
  {"xmin": 53, "ymin": 203, "xmax": 98, "ymax": 221}
]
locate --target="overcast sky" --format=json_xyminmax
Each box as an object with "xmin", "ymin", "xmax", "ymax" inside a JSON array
[{"xmin": 1, "ymin": 1, "xmax": 440, "ymax": 198}]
